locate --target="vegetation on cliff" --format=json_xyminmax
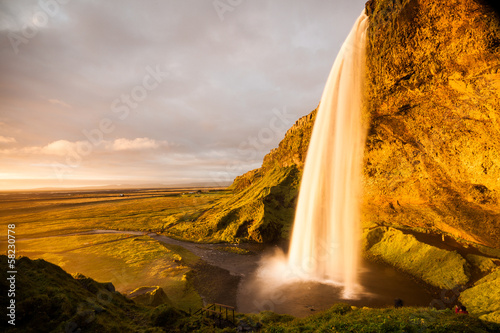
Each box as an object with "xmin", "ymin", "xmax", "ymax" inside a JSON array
[
  {"xmin": 1, "ymin": 255, "xmax": 159, "ymax": 332},
  {"xmin": 166, "ymin": 166, "xmax": 300, "ymax": 243}
]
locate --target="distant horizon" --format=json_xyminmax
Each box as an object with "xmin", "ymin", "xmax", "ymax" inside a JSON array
[{"xmin": 0, "ymin": 178, "xmax": 232, "ymax": 192}]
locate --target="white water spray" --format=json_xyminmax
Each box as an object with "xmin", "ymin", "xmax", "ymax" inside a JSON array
[{"xmin": 286, "ymin": 12, "xmax": 368, "ymax": 298}]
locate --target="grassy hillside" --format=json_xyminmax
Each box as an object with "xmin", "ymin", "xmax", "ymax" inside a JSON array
[
  {"xmin": 460, "ymin": 268, "xmax": 500, "ymax": 324},
  {"xmin": 165, "ymin": 166, "xmax": 301, "ymax": 243}
]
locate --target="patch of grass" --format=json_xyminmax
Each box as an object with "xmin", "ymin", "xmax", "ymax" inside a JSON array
[
  {"xmin": 256, "ymin": 304, "xmax": 500, "ymax": 332},
  {"xmin": 159, "ymin": 242, "xmax": 201, "ymax": 266},
  {"xmin": 460, "ymin": 268, "xmax": 500, "ymax": 323},
  {"xmin": 364, "ymin": 227, "xmax": 470, "ymax": 289},
  {"xmin": 12, "ymin": 234, "xmax": 203, "ymax": 311}
]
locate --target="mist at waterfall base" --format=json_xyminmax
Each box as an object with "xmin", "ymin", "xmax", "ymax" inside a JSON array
[{"xmin": 238, "ymin": 12, "xmax": 433, "ymax": 315}]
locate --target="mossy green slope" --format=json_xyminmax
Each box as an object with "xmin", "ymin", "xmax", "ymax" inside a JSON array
[
  {"xmin": 364, "ymin": 227, "xmax": 470, "ymax": 289},
  {"xmin": 167, "ymin": 166, "xmax": 301, "ymax": 243},
  {"xmin": 460, "ymin": 268, "xmax": 500, "ymax": 324},
  {"xmin": 1, "ymin": 255, "xmax": 159, "ymax": 332},
  {"xmin": 466, "ymin": 254, "xmax": 498, "ymax": 274}
]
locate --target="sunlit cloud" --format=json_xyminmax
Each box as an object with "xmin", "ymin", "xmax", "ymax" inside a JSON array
[
  {"xmin": 40, "ymin": 139, "xmax": 77, "ymax": 156},
  {"xmin": 109, "ymin": 137, "xmax": 166, "ymax": 151},
  {"xmin": 0, "ymin": 136, "xmax": 16, "ymax": 144},
  {"xmin": 0, "ymin": 137, "xmax": 167, "ymax": 156}
]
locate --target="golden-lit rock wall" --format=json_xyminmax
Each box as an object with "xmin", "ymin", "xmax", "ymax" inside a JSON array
[{"xmin": 363, "ymin": 0, "xmax": 500, "ymax": 247}]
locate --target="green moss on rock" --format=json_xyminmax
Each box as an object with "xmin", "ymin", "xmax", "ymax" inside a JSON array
[
  {"xmin": 477, "ymin": 244, "xmax": 500, "ymax": 259},
  {"xmin": 365, "ymin": 227, "xmax": 470, "ymax": 289},
  {"xmin": 460, "ymin": 268, "xmax": 500, "ymax": 323}
]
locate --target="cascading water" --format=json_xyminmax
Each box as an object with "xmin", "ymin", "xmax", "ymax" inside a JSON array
[{"xmin": 286, "ymin": 12, "xmax": 368, "ymax": 299}]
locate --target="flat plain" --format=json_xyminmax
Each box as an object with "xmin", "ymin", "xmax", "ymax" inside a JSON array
[{"xmin": 0, "ymin": 187, "xmax": 230, "ymax": 310}]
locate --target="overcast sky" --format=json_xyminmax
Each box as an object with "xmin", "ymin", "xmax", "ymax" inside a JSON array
[{"xmin": 0, "ymin": 0, "xmax": 366, "ymax": 190}]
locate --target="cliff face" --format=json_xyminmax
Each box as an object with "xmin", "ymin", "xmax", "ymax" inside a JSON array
[{"xmin": 363, "ymin": 0, "xmax": 500, "ymax": 247}]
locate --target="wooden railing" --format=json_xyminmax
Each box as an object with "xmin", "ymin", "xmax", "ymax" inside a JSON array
[{"xmin": 194, "ymin": 303, "xmax": 235, "ymax": 327}]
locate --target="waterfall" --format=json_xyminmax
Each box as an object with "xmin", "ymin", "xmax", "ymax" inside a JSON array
[{"xmin": 287, "ymin": 12, "xmax": 368, "ymax": 299}]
